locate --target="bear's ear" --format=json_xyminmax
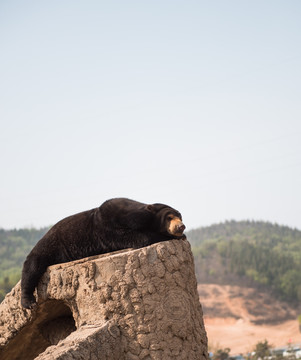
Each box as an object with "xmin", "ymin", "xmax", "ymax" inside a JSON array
[{"xmin": 147, "ymin": 205, "xmax": 154, "ymax": 212}]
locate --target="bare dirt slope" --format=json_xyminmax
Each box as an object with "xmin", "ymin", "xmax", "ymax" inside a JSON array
[{"xmin": 198, "ymin": 284, "xmax": 301, "ymax": 354}]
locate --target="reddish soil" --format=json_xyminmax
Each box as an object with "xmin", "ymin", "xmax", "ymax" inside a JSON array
[{"xmin": 198, "ymin": 284, "xmax": 301, "ymax": 354}]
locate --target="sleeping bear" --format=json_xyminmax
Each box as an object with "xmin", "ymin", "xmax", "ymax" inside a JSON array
[{"xmin": 21, "ymin": 198, "xmax": 186, "ymax": 309}]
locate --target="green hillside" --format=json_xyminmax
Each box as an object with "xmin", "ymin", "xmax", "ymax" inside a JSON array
[
  {"xmin": 187, "ymin": 220, "xmax": 301, "ymax": 303},
  {"xmin": 0, "ymin": 227, "xmax": 48, "ymax": 301},
  {"xmin": 1, "ymin": 220, "xmax": 301, "ymax": 304}
]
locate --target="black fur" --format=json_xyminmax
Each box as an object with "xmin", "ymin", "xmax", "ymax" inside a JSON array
[{"xmin": 21, "ymin": 198, "xmax": 185, "ymax": 309}]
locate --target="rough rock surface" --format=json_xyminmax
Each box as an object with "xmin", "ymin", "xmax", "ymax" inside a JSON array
[{"xmin": 0, "ymin": 239, "xmax": 208, "ymax": 360}]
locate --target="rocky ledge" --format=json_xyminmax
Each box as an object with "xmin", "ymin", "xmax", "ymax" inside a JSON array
[{"xmin": 0, "ymin": 239, "xmax": 208, "ymax": 360}]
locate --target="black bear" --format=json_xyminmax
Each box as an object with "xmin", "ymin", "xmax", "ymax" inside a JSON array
[{"xmin": 21, "ymin": 198, "xmax": 186, "ymax": 309}]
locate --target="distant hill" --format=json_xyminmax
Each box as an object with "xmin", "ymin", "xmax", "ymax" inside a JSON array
[
  {"xmin": 186, "ymin": 220, "xmax": 301, "ymax": 303},
  {"xmin": 1, "ymin": 220, "xmax": 301, "ymax": 304},
  {"xmin": 0, "ymin": 227, "xmax": 48, "ymax": 301}
]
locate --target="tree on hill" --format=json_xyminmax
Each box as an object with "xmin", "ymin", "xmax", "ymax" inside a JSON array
[
  {"xmin": 252, "ymin": 339, "xmax": 272, "ymax": 360},
  {"xmin": 213, "ymin": 347, "xmax": 231, "ymax": 360}
]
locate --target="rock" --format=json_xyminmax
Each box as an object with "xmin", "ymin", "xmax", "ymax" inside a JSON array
[{"xmin": 0, "ymin": 239, "xmax": 208, "ymax": 360}]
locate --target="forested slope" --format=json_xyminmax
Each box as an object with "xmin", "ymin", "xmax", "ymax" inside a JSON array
[
  {"xmin": 1, "ymin": 220, "xmax": 301, "ymax": 304},
  {"xmin": 0, "ymin": 227, "xmax": 48, "ymax": 300},
  {"xmin": 187, "ymin": 220, "xmax": 301, "ymax": 303}
]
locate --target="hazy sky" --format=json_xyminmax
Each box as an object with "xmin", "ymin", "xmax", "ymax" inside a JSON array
[{"xmin": 1, "ymin": 1, "xmax": 300, "ymax": 230}]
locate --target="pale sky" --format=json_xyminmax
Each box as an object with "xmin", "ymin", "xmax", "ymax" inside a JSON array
[{"xmin": 1, "ymin": 1, "xmax": 300, "ymax": 230}]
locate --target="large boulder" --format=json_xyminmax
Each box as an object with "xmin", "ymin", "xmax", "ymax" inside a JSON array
[{"xmin": 0, "ymin": 239, "xmax": 208, "ymax": 360}]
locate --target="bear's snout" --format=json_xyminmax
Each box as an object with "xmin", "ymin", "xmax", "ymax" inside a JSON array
[
  {"xmin": 178, "ymin": 224, "xmax": 186, "ymax": 233},
  {"xmin": 168, "ymin": 217, "xmax": 186, "ymax": 236}
]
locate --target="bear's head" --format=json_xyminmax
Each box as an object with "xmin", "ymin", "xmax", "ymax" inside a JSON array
[{"xmin": 147, "ymin": 204, "xmax": 186, "ymax": 238}]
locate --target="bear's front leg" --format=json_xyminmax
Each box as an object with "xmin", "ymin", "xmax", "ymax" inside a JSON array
[{"xmin": 21, "ymin": 254, "xmax": 48, "ymax": 309}]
